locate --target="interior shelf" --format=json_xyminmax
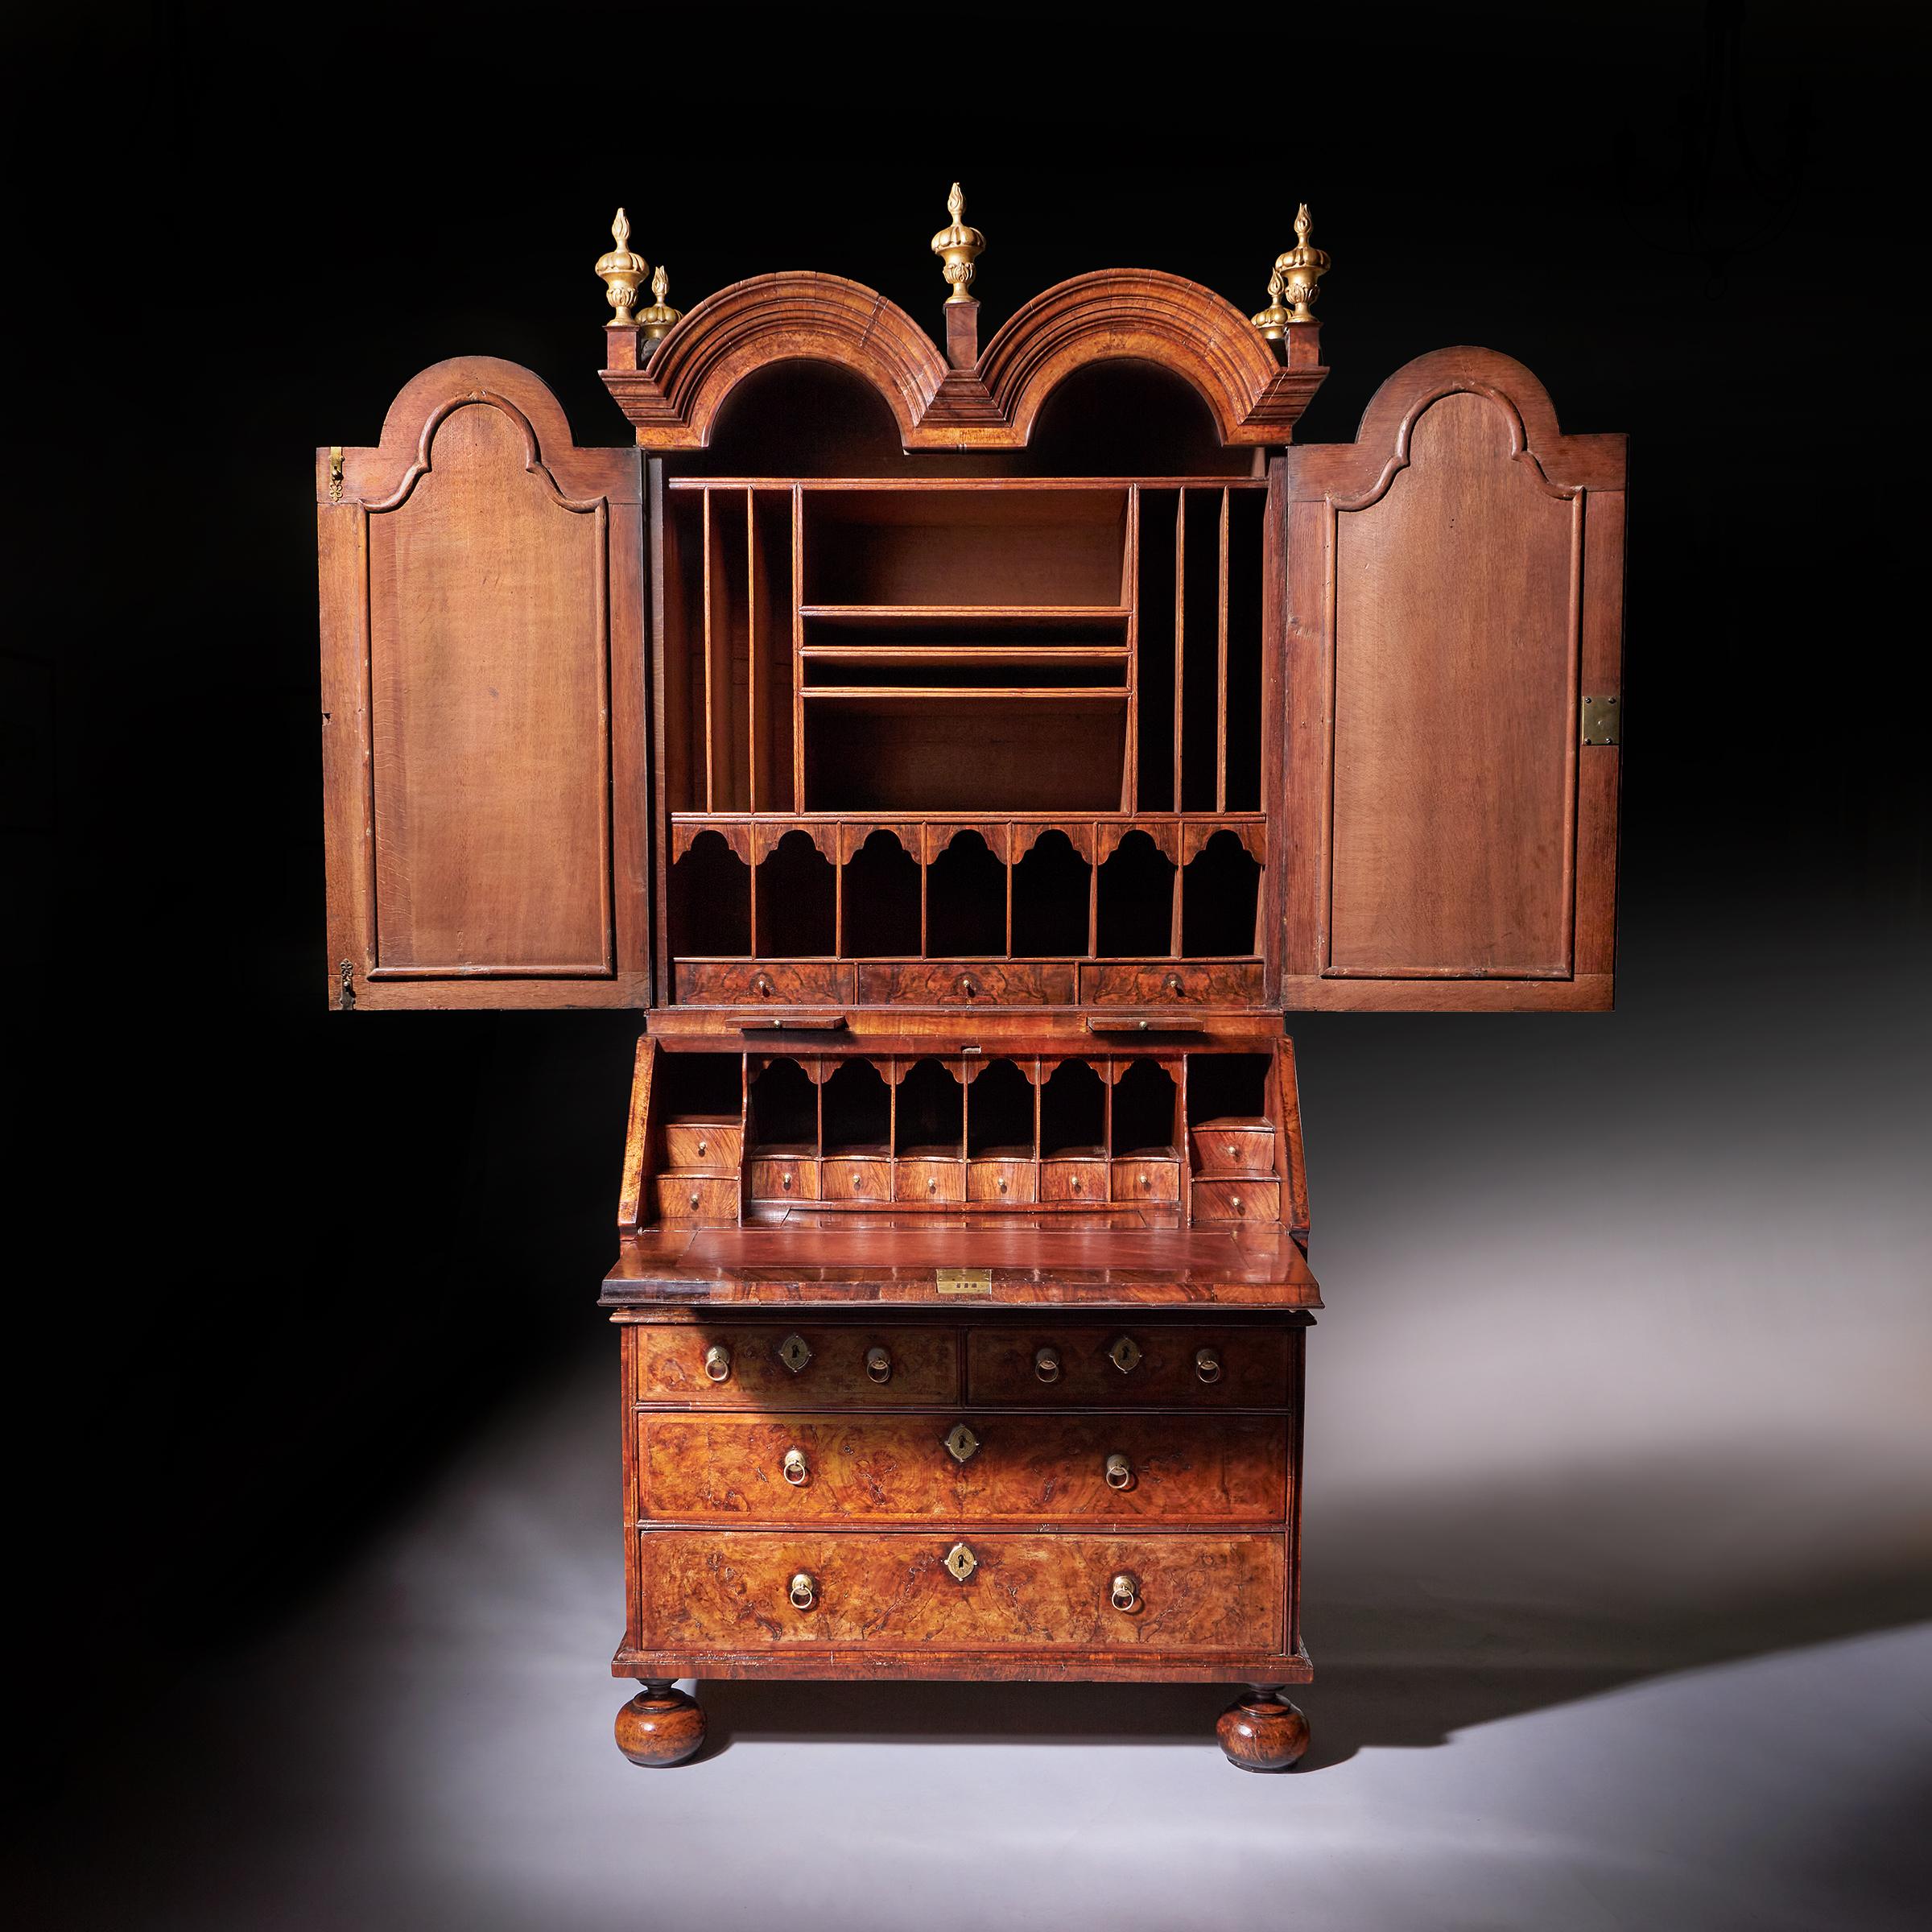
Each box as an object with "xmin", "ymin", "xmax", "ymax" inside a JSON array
[
  {"xmin": 799, "ymin": 604, "xmax": 1129, "ymax": 627},
  {"xmin": 802, "ymin": 687, "xmax": 1129, "ymax": 704}
]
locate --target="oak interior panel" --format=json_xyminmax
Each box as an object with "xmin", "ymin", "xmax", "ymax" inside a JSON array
[
  {"xmin": 1327, "ymin": 389, "xmax": 1579, "ymax": 978},
  {"xmin": 365, "ymin": 401, "xmax": 609, "ymax": 973}
]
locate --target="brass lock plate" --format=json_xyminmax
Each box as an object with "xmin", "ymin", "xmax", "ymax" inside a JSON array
[
  {"xmin": 1106, "ymin": 1334, "xmax": 1142, "ymax": 1374},
  {"xmin": 1581, "ymin": 694, "xmax": 1620, "ymax": 745},
  {"xmin": 943, "ymin": 1422, "xmax": 981, "ymax": 1464},
  {"xmin": 944, "ymin": 1541, "xmax": 978, "ymax": 1582},
  {"xmin": 935, "ymin": 1267, "xmax": 993, "ymax": 1296},
  {"xmin": 778, "ymin": 1333, "xmax": 813, "ymax": 1374}
]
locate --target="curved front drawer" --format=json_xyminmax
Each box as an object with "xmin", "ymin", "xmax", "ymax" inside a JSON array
[
  {"xmin": 638, "ymin": 1530, "xmax": 1281, "ymax": 1651},
  {"xmin": 638, "ymin": 1413, "xmax": 1286, "ymax": 1523}
]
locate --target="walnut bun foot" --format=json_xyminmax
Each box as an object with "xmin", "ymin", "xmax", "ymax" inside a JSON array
[
  {"xmin": 1216, "ymin": 1688, "xmax": 1310, "ymax": 1772},
  {"xmin": 615, "ymin": 1681, "xmax": 705, "ymax": 1767}
]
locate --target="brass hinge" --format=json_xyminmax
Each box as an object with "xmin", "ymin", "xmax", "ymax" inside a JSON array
[
  {"xmin": 1581, "ymin": 695, "xmax": 1620, "ymax": 745},
  {"xmin": 338, "ymin": 960, "xmax": 356, "ymax": 1009},
  {"xmin": 328, "ymin": 447, "xmax": 345, "ymax": 503}
]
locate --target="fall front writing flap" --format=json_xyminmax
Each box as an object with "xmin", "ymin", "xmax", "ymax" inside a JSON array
[
  {"xmin": 317, "ymin": 357, "xmax": 650, "ymax": 1010},
  {"xmin": 1277, "ymin": 347, "xmax": 1624, "ymax": 1011}
]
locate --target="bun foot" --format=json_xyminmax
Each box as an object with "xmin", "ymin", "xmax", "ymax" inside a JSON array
[
  {"xmin": 616, "ymin": 1681, "xmax": 705, "ymax": 1767},
  {"xmin": 1216, "ymin": 1688, "xmax": 1309, "ymax": 1772}
]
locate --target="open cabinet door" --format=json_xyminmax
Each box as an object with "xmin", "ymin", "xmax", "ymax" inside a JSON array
[
  {"xmin": 1278, "ymin": 348, "xmax": 1625, "ymax": 1010},
  {"xmin": 317, "ymin": 357, "xmax": 650, "ymax": 1009}
]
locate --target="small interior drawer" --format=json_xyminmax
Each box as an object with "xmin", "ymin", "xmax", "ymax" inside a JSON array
[
  {"xmin": 1188, "ymin": 1118, "xmax": 1276, "ymax": 1176},
  {"xmin": 894, "ymin": 1157, "xmax": 966, "ymax": 1203},
  {"xmin": 748, "ymin": 1154, "xmax": 818, "ymax": 1201},
  {"xmin": 1111, "ymin": 1156, "xmax": 1180, "ymax": 1202},
  {"xmin": 1039, "ymin": 1158, "xmax": 1106, "ymax": 1203},
  {"xmin": 674, "ymin": 960, "xmax": 852, "ymax": 1005},
  {"xmin": 1191, "ymin": 1179, "xmax": 1281, "ymax": 1225},
  {"xmin": 968, "ymin": 1158, "xmax": 1037, "ymax": 1203},
  {"xmin": 653, "ymin": 1174, "xmax": 740, "ymax": 1223},
  {"xmin": 820, "ymin": 1157, "xmax": 890, "ymax": 1202},
  {"xmin": 664, "ymin": 1117, "xmax": 741, "ymax": 1170}
]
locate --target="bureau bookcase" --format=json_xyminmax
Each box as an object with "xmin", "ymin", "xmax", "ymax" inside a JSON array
[{"xmin": 316, "ymin": 192, "xmax": 1625, "ymax": 1769}]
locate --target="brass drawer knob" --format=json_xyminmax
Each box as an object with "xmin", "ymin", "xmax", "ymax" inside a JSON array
[
  {"xmin": 1070, "ymin": 1175, "xmax": 1083, "ymax": 1194},
  {"xmin": 1109, "ymin": 1571, "xmax": 1140, "ymax": 1612},
  {"xmin": 927, "ymin": 1176, "xmax": 937, "ymax": 1194},
  {"xmin": 956, "ymin": 973, "xmax": 979, "ymax": 1000},
  {"xmin": 1106, "ymin": 1333, "xmax": 1142, "ymax": 1375},
  {"xmin": 782, "ymin": 1170, "xmax": 793, "ymax": 1190},
  {"xmin": 1230, "ymin": 1195, "xmax": 1245, "ymax": 1216},
  {"xmin": 943, "ymin": 1422, "xmax": 981, "ymax": 1464},
  {"xmin": 944, "ymin": 1541, "xmax": 978, "ymax": 1582},
  {"xmin": 782, "ymin": 1447, "xmax": 808, "ymax": 1485},
  {"xmin": 778, "ymin": 1333, "xmax": 813, "ymax": 1374},
  {"xmin": 687, "ymin": 1190, "xmax": 700, "ymax": 1209},
  {"xmin": 788, "ymin": 1571, "xmax": 816, "ymax": 1611},
  {"xmin": 1224, "ymin": 1144, "xmax": 1237, "ymax": 1162},
  {"xmin": 1034, "ymin": 1346, "xmax": 1061, "ymax": 1384},
  {"xmin": 753, "ymin": 972, "xmax": 774, "ymax": 997},
  {"xmin": 696, "ymin": 1137, "xmax": 708, "ymax": 1158},
  {"xmin": 1104, "ymin": 1451, "xmax": 1133, "ymax": 1491},
  {"xmin": 997, "ymin": 1176, "xmax": 1008, "ymax": 1194},
  {"xmin": 865, "ymin": 1346, "xmax": 892, "ymax": 1384},
  {"xmin": 703, "ymin": 1344, "xmax": 732, "ymax": 1384},
  {"xmin": 1138, "ymin": 1171, "xmax": 1150, "ymax": 1190},
  {"xmin": 1195, "ymin": 1347, "xmax": 1223, "ymax": 1385},
  {"xmin": 1162, "ymin": 972, "xmax": 1185, "ymax": 997}
]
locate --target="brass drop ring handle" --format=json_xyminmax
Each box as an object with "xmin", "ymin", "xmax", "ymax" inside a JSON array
[
  {"xmin": 703, "ymin": 1344, "xmax": 732, "ymax": 1384},
  {"xmin": 1034, "ymin": 1346, "xmax": 1062, "ymax": 1384},
  {"xmin": 788, "ymin": 1571, "xmax": 816, "ymax": 1611},
  {"xmin": 782, "ymin": 1447, "xmax": 808, "ymax": 1485},
  {"xmin": 1109, "ymin": 1571, "xmax": 1140, "ymax": 1612},
  {"xmin": 1195, "ymin": 1346, "xmax": 1223, "ymax": 1384},
  {"xmin": 865, "ymin": 1346, "xmax": 892, "ymax": 1384},
  {"xmin": 1104, "ymin": 1451, "xmax": 1133, "ymax": 1492},
  {"xmin": 753, "ymin": 971, "xmax": 774, "ymax": 997}
]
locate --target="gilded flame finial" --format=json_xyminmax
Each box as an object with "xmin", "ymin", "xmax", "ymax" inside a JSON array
[
  {"xmin": 931, "ymin": 182, "xmax": 985, "ymax": 305},
  {"xmin": 595, "ymin": 207, "xmax": 650, "ymax": 328},
  {"xmin": 637, "ymin": 264, "xmax": 683, "ymax": 342},
  {"xmin": 1271, "ymin": 204, "xmax": 1331, "ymax": 325},
  {"xmin": 1252, "ymin": 267, "xmax": 1292, "ymax": 343}
]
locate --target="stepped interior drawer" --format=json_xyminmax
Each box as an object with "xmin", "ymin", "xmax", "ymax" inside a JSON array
[
  {"xmin": 748, "ymin": 1155, "xmax": 818, "ymax": 1200},
  {"xmin": 638, "ymin": 1413, "xmax": 1286, "ymax": 1523},
  {"xmin": 638, "ymin": 1530, "xmax": 1282, "ymax": 1652},
  {"xmin": 674, "ymin": 960, "xmax": 852, "ymax": 1005},
  {"xmin": 1189, "ymin": 1119, "xmax": 1276, "ymax": 1175},
  {"xmin": 894, "ymin": 1157, "xmax": 965, "ymax": 1203},
  {"xmin": 635, "ymin": 1325, "xmax": 958, "ymax": 1408},
  {"xmin": 968, "ymin": 1158, "xmax": 1037, "ymax": 1203},
  {"xmin": 1191, "ymin": 1179, "xmax": 1281, "ymax": 1225},
  {"xmin": 820, "ymin": 1157, "xmax": 890, "ymax": 1201},
  {"xmin": 1039, "ymin": 1158, "xmax": 1106, "ymax": 1203},
  {"xmin": 968, "ymin": 1325, "xmax": 1290, "ymax": 1407},
  {"xmin": 663, "ymin": 1117, "xmax": 742, "ymax": 1170},
  {"xmin": 1111, "ymin": 1156, "xmax": 1179, "ymax": 1202},
  {"xmin": 653, "ymin": 1174, "xmax": 740, "ymax": 1223},
  {"xmin": 854, "ymin": 961, "xmax": 1076, "ymax": 1006},
  {"xmin": 1080, "ymin": 961, "xmax": 1264, "ymax": 1006}
]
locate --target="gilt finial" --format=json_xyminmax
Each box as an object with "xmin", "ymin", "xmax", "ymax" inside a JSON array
[
  {"xmin": 637, "ymin": 263, "xmax": 683, "ymax": 342},
  {"xmin": 931, "ymin": 181, "xmax": 985, "ymax": 306},
  {"xmin": 1252, "ymin": 266, "xmax": 1292, "ymax": 343},
  {"xmin": 1272, "ymin": 203, "xmax": 1331, "ymax": 325},
  {"xmin": 594, "ymin": 207, "xmax": 650, "ymax": 328}
]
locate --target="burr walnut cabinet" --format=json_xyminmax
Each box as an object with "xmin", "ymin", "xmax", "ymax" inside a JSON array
[{"xmin": 315, "ymin": 192, "xmax": 1626, "ymax": 1769}]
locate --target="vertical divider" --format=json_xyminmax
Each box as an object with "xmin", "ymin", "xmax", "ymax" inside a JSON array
[
  {"xmin": 1031, "ymin": 1060, "xmax": 1042, "ymax": 1160},
  {"xmin": 791, "ymin": 485, "xmax": 806, "ymax": 811},
  {"xmin": 1122, "ymin": 489, "xmax": 1139, "ymax": 812},
  {"xmin": 746, "ymin": 493, "xmax": 762, "ymax": 814},
  {"xmin": 700, "ymin": 489, "xmax": 716, "ymax": 811},
  {"xmin": 1172, "ymin": 492, "xmax": 1186, "ymax": 812},
  {"xmin": 1178, "ymin": 1054, "xmax": 1193, "ymax": 1224},
  {"xmin": 1004, "ymin": 822, "xmax": 1014, "ymax": 960},
  {"xmin": 919, "ymin": 824, "xmax": 930, "ymax": 960},
  {"xmin": 1216, "ymin": 489, "xmax": 1230, "ymax": 813},
  {"xmin": 1086, "ymin": 820, "xmax": 1099, "ymax": 960}
]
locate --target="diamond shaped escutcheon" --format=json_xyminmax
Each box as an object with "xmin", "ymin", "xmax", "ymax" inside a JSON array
[
  {"xmin": 943, "ymin": 1422, "xmax": 981, "ymax": 1463},
  {"xmin": 1107, "ymin": 1334, "xmax": 1142, "ymax": 1374},
  {"xmin": 778, "ymin": 1333, "xmax": 813, "ymax": 1374},
  {"xmin": 945, "ymin": 1542, "xmax": 979, "ymax": 1582}
]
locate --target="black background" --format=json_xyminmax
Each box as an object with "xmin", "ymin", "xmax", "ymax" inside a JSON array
[{"xmin": 6, "ymin": 0, "xmax": 1923, "ymax": 1801}]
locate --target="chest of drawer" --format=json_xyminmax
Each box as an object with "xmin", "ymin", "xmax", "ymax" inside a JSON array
[
  {"xmin": 1191, "ymin": 1179, "xmax": 1281, "ymax": 1225},
  {"xmin": 638, "ymin": 1530, "xmax": 1282, "ymax": 1651},
  {"xmin": 635, "ymin": 1325, "xmax": 958, "ymax": 1407},
  {"xmin": 638, "ymin": 1413, "xmax": 1286, "ymax": 1523},
  {"xmin": 652, "ymin": 1174, "xmax": 740, "ymax": 1222},
  {"xmin": 968, "ymin": 1325, "xmax": 1290, "ymax": 1406}
]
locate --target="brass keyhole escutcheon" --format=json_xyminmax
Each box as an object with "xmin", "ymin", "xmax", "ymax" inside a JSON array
[
  {"xmin": 1034, "ymin": 1346, "xmax": 1061, "ymax": 1384},
  {"xmin": 1195, "ymin": 1347, "xmax": 1223, "ymax": 1385},
  {"xmin": 1110, "ymin": 1571, "xmax": 1140, "ymax": 1612},
  {"xmin": 943, "ymin": 1422, "xmax": 981, "ymax": 1464},
  {"xmin": 789, "ymin": 1571, "xmax": 816, "ymax": 1611},
  {"xmin": 782, "ymin": 1447, "xmax": 808, "ymax": 1485},
  {"xmin": 865, "ymin": 1346, "xmax": 892, "ymax": 1384},
  {"xmin": 1104, "ymin": 1451, "xmax": 1133, "ymax": 1491},
  {"xmin": 778, "ymin": 1333, "xmax": 813, "ymax": 1374},
  {"xmin": 703, "ymin": 1344, "xmax": 732, "ymax": 1384},
  {"xmin": 945, "ymin": 1542, "xmax": 978, "ymax": 1583},
  {"xmin": 1107, "ymin": 1334, "xmax": 1142, "ymax": 1375}
]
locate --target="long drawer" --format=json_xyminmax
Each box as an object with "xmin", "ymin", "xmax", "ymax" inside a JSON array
[
  {"xmin": 638, "ymin": 1413, "xmax": 1286, "ymax": 1523},
  {"xmin": 968, "ymin": 1325, "xmax": 1290, "ymax": 1407},
  {"xmin": 635, "ymin": 1325, "xmax": 958, "ymax": 1408},
  {"xmin": 638, "ymin": 1530, "xmax": 1282, "ymax": 1651}
]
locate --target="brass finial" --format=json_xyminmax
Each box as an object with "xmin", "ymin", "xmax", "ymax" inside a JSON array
[
  {"xmin": 595, "ymin": 208, "xmax": 650, "ymax": 328},
  {"xmin": 1251, "ymin": 267, "xmax": 1292, "ymax": 342},
  {"xmin": 1272, "ymin": 204, "xmax": 1331, "ymax": 324},
  {"xmin": 637, "ymin": 265, "xmax": 683, "ymax": 341},
  {"xmin": 931, "ymin": 182, "xmax": 984, "ymax": 304}
]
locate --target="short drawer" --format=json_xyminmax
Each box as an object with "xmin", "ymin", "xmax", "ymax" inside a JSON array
[
  {"xmin": 894, "ymin": 1157, "xmax": 965, "ymax": 1203},
  {"xmin": 1191, "ymin": 1179, "xmax": 1281, "ymax": 1225},
  {"xmin": 1189, "ymin": 1118, "xmax": 1276, "ymax": 1176},
  {"xmin": 968, "ymin": 1325, "xmax": 1291, "ymax": 1407},
  {"xmin": 853, "ymin": 961, "xmax": 1076, "ymax": 1006},
  {"xmin": 1039, "ymin": 1158, "xmax": 1107, "ymax": 1203},
  {"xmin": 748, "ymin": 1154, "xmax": 818, "ymax": 1201},
  {"xmin": 674, "ymin": 960, "xmax": 852, "ymax": 1005},
  {"xmin": 635, "ymin": 1325, "xmax": 958, "ymax": 1408},
  {"xmin": 638, "ymin": 1413, "xmax": 1286, "ymax": 1523},
  {"xmin": 653, "ymin": 1174, "xmax": 739, "ymax": 1222},
  {"xmin": 638, "ymin": 1530, "xmax": 1282, "ymax": 1652},
  {"xmin": 1110, "ymin": 1156, "xmax": 1180, "ymax": 1202},
  {"xmin": 663, "ymin": 1117, "xmax": 741, "ymax": 1170},
  {"xmin": 968, "ymin": 1158, "xmax": 1037, "ymax": 1203},
  {"xmin": 821, "ymin": 1156, "xmax": 890, "ymax": 1202},
  {"xmin": 1080, "ymin": 961, "xmax": 1265, "ymax": 1005}
]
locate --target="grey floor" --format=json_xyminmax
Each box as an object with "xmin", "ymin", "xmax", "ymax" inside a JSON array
[{"xmin": 22, "ymin": 920, "xmax": 1932, "ymax": 1930}]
